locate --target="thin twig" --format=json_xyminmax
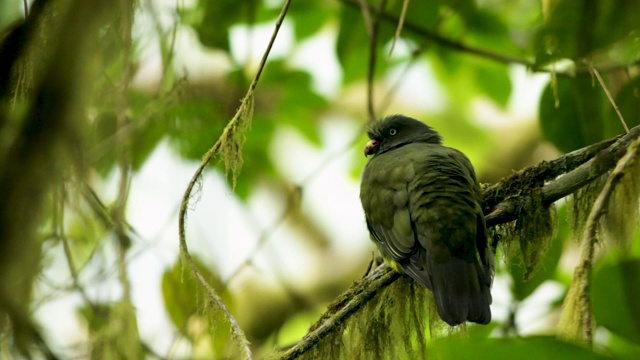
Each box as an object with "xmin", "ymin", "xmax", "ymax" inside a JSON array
[
  {"xmin": 365, "ymin": 0, "xmax": 389, "ymax": 124},
  {"xmin": 356, "ymin": 0, "xmax": 373, "ymax": 38},
  {"xmin": 177, "ymin": 1, "xmax": 293, "ymax": 359},
  {"xmin": 387, "ymin": 0, "xmax": 410, "ymax": 61},
  {"xmin": 114, "ymin": 0, "xmax": 134, "ymax": 303},
  {"xmin": 590, "ymin": 64, "xmax": 629, "ymax": 133}
]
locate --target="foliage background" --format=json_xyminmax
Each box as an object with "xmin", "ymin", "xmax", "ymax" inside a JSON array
[{"xmin": 1, "ymin": 0, "xmax": 640, "ymax": 358}]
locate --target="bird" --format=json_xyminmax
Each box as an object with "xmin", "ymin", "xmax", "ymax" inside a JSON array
[{"xmin": 359, "ymin": 114, "xmax": 494, "ymax": 326}]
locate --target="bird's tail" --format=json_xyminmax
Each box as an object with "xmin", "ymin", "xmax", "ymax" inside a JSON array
[{"xmin": 406, "ymin": 257, "xmax": 492, "ymax": 326}]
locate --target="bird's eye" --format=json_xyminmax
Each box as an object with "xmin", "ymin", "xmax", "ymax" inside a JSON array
[{"xmin": 389, "ymin": 129, "xmax": 397, "ymax": 136}]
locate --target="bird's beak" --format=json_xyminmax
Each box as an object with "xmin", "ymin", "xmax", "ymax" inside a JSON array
[{"xmin": 364, "ymin": 139, "xmax": 380, "ymax": 157}]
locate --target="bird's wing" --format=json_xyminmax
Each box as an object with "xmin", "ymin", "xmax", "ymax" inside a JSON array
[
  {"xmin": 408, "ymin": 147, "xmax": 492, "ymax": 325},
  {"xmin": 361, "ymin": 147, "xmax": 419, "ymax": 264}
]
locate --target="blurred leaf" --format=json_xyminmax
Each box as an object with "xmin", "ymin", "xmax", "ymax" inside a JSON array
[
  {"xmin": 232, "ymin": 114, "xmax": 277, "ymax": 200},
  {"xmin": 394, "ymin": 0, "xmax": 441, "ymax": 34},
  {"xmin": 608, "ymin": 33, "xmax": 640, "ymax": 65},
  {"xmin": 167, "ymin": 98, "xmax": 226, "ymax": 159},
  {"xmin": 162, "ymin": 256, "xmax": 224, "ymax": 333},
  {"xmin": 466, "ymin": 9, "xmax": 523, "ymax": 62},
  {"xmin": 259, "ymin": 61, "xmax": 327, "ymax": 146},
  {"xmin": 432, "ymin": 337, "xmax": 609, "ymax": 360},
  {"xmin": 509, "ymin": 205, "xmax": 567, "ymax": 300},
  {"xmin": 534, "ymin": 1, "xmax": 640, "ymax": 65},
  {"xmin": 79, "ymin": 302, "xmax": 141, "ymax": 360},
  {"xmin": 592, "ymin": 259, "xmax": 640, "ymax": 344},
  {"xmin": 0, "ymin": 0, "xmax": 22, "ymax": 33},
  {"xmin": 93, "ymin": 111, "xmax": 118, "ymax": 177},
  {"xmin": 290, "ymin": 1, "xmax": 332, "ymax": 40},
  {"xmin": 336, "ymin": 5, "xmax": 393, "ymax": 84},
  {"xmin": 435, "ymin": 0, "xmax": 476, "ymax": 19},
  {"xmin": 607, "ymin": 331, "xmax": 640, "ymax": 360},
  {"xmin": 610, "ymin": 75, "xmax": 640, "ymax": 133},
  {"xmin": 539, "ymin": 75, "xmax": 621, "ymax": 153},
  {"xmin": 474, "ymin": 59, "xmax": 512, "ymax": 106},
  {"xmin": 185, "ymin": 0, "xmax": 255, "ymax": 50}
]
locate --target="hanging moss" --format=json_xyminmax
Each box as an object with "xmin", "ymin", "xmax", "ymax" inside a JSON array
[
  {"xmin": 219, "ymin": 94, "xmax": 254, "ymax": 190},
  {"xmin": 298, "ymin": 276, "xmax": 440, "ymax": 360},
  {"xmin": 601, "ymin": 158, "xmax": 640, "ymax": 249},
  {"xmin": 568, "ymin": 174, "xmax": 606, "ymax": 236},
  {"xmin": 498, "ymin": 188, "xmax": 557, "ymax": 280}
]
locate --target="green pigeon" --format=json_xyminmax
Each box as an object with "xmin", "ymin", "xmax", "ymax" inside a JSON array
[{"xmin": 360, "ymin": 114, "xmax": 494, "ymax": 326}]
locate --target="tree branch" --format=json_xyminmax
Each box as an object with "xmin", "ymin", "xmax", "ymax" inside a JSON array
[
  {"xmin": 485, "ymin": 125, "xmax": 640, "ymax": 226},
  {"xmin": 341, "ymin": 0, "xmax": 638, "ymax": 75}
]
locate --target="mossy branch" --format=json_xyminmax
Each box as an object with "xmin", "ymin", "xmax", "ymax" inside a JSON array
[
  {"xmin": 177, "ymin": 1, "xmax": 292, "ymax": 359},
  {"xmin": 276, "ymin": 265, "xmax": 401, "ymax": 360},
  {"xmin": 485, "ymin": 124, "xmax": 640, "ymax": 226}
]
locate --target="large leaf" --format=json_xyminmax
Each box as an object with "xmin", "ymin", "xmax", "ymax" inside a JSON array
[
  {"xmin": 592, "ymin": 259, "xmax": 640, "ymax": 344},
  {"xmin": 336, "ymin": 5, "xmax": 394, "ymax": 84},
  {"xmin": 259, "ymin": 61, "xmax": 327, "ymax": 146},
  {"xmin": 161, "ymin": 256, "xmax": 235, "ymax": 356},
  {"xmin": 539, "ymin": 75, "xmax": 623, "ymax": 153},
  {"xmin": 610, "ymin": 75, "xmax": 640, "ymax": 133},
  {"xmin": 432, "ymin": 337, "xmax": 609, "ymax": 360},
  {"xmin": 185, "ymin": 0, "xmax": 255, "ymax": 50},
  {"xmin": 290, "ymin": 1, "xmax": 333, "ymax": 41},
  {"xmin": 534, "ymin": 1, "xmax": 640, "ymax": 65},
  {"xmin": 473, "ymin": 59, "xmax": 512, "ymax": 107}
]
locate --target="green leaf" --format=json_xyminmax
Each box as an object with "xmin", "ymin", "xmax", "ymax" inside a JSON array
[
  {"xmin": 539, "ymin": 75, "xmax": 614, "ymax": 153},
  {"xmin": 259, "ymin": 61, "xmax": 327, "ymax": 146},
  {"xmin": 534, "ymin": 1, "xmax": 640, "ymax": 65},
  {"xmin": 394, "ymin": 0, "xmax": 441, "ymax": 32},
  {"xmin": 185, "ymin": 0, "xmax": 254, "ymax": 50},
  {"xmin": 438, "ymin": 0, "xmax": 476, "ymax": 18},
  {"xmin": 78, "ymin": 302, "xmax": 141, "ymax": 360},
  {"xmin": 290, "ymin": 1, "xmax": 333, "ymax": 40},
  {"xmin": 161, "ymin": 256, "xmax": 225, "ymax": 335},
  {"xmin": 336, "ymin": 5, "xmax": 393, "ymax": 84},
  {"xmin": 592, "ymin": 259, "xmax": 640, "ymax": 344},
  {"xmin": 474, "ymin": 60, "xmax": 512, "ymax": 107},
  {"xmin": 93, "ymin": 111, "xmax": 118, "ymax": 177},
  {"xmin": 432, "ymin": 337, "xmax": 609, "ymax": 360},
  {"xmin": 610, "ymin": 75, "xmax": 640, "ymax": 134},
  {"xmin": 166, "ymin": 98, "xmax": 226, "ymax": 160}
]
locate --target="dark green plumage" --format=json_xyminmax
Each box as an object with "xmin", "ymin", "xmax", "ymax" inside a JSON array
[{"xmin": 360, "ymin": 115, "xmax": 494, "ymax": 326}]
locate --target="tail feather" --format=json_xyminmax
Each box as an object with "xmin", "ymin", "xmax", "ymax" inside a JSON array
[{"xmin": 405, "ymin": 256, "xmax": 492, "ymax": 326}]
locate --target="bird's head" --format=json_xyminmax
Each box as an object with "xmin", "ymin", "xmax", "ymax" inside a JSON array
[{"xmin": 364, "ymin": 115, "xmax": 442, "ymax": 157}]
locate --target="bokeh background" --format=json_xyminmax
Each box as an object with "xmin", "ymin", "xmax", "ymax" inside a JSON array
[{"xmin": 1, "ymin": 0, "xmax": 640, "ymax": 358}]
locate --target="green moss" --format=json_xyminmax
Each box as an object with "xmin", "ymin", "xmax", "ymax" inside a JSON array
[
  {"xmin": 602, "ymin": 159, "xmax": 640, "ymax": 248},
  {"xmin": 498, "ymin": 189, "xmax": 557, "ymax": 280},
  {"xmin": 299, "ymin": 276, "xmax": 442, "ymax": 360},
  {"xmin": 568, "ymin": 175, "xmax": 606, "ymax": 236}
]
